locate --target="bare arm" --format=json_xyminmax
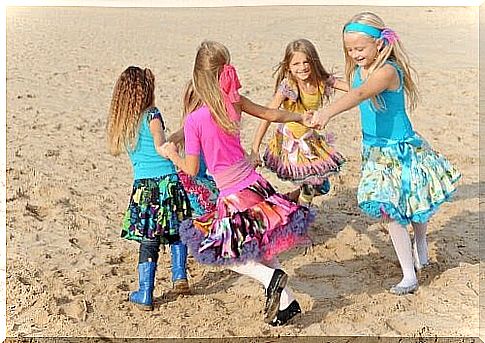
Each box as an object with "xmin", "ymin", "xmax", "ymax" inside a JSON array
[
  {"xmin": 314, "ymin": 65, "xmax": 397, "ymax": 128},
  {"xmin": 240, "ymin": 95, "xmax": 305, "ymax": 123},
  {"xmin": 150, "ymin": 117, "xmax": 167, "ymax": 148},
  {"xmin": 251, "ymin": 91, "xmax": 285, "ymax": 154},
  {"xmin": 167, "ymin": 127, "xmax": 184, "ymax": 145},
  {"xmin": 158, "ymin": 142, "xmax": 200, "ymax": 176},
  {"xmin": 333, "ymin": 79, "xmax": 350, "ymax": 92}
]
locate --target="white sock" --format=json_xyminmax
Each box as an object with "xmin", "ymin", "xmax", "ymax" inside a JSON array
[
  {"xmin": 411, "ymin": 221, "xmax": 429, "ymax": 266},
  {"xmin": 262, "ymin": 257, "xmax": 295, "ymax": 310},
  {"xmin": 388, "ymin": 221, "xmax": 417, "ymax": 287}
]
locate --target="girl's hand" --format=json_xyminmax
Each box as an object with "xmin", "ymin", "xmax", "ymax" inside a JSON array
[
  {"xmin": 158, "ymin": 142, "xmax": 178, "ymax": 160},
  {"xmin": 301, "ymin": 110, "xmax": 316, "ymax": 128},
  {"xmin": 312, "ymin": 109, "xmax": 331, "ymax": 130}
]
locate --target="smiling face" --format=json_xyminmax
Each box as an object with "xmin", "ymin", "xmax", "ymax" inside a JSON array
[
  {"xmin": 288, "ymin": 51, "xmax": 312, "ymax": 82},
  {"xmin": 344, "ymin": 32, "xmax": 382, "ymax": 69}
]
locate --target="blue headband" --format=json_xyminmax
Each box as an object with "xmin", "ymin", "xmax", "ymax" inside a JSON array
[{"xmin": 344, "ymin": 22, "xmax": 382, "ymax": 38}]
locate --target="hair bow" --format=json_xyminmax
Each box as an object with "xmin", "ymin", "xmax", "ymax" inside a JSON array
[
  {"xmin": 219, "ymin": 64, "xmax": 241, "ymax": 103},
  {"xmin": 380, "ymin": 28, "xmax": 399, "ymax": 45}
]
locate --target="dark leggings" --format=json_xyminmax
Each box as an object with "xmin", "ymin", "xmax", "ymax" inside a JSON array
[{"xmin": 139, "ymin": 237, "xmax": 161, "ymax": 264}]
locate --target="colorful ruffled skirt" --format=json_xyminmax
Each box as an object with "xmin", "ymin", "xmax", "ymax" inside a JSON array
[
  {"xmin": 121, "ymin": 173, "xmax": 192, "ymax": 244},
  {"xmin": 263, "ymin": 124, "xmax": 345, "ymax": 185},
  {"xmin": 358, "ymin": 134, "xmax": 461, "ymax": 225},
  {"xmin": 179, "ymin": 176, "xmax": 315, "ymax": 265},
  {"xmin": 177, "ymin": 170, "xmax": 219, "ymax": 217}
]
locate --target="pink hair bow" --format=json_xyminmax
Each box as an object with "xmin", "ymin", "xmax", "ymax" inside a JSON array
[
  {"xmin": 219, "ymin": 64, "xmax": 241, "ymax": 120},
  {"xmin": 219, "ymin": 64, "xmax": 241, "ymax": 103},
  {"xmin": 380, "ymin": 28, "xmax": 399, "ymax": 45}
]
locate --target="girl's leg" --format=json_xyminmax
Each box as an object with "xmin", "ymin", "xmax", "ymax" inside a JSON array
[
  {"xmin": 298, "ymin": 184, "xmax": 314, "ymax": 205},
  {"xmin": 262, "ymin": 257, "xmax": 295, "ymax": 311},
  {"xmin": 139, "ymin": 236, "xmax": 161, "ymax": 264},
  {"xmin": 230, "ymin": 261, "xmax": 288, "ymax": 323},
  {"xmin": 388, "ymin": 221, "xmax": 418, "ymax": 294},
  {"xmin": 130, "ymin": 237, "xmax": 161, "ymax": 310},
  {"xmin": 411, "ymin": 221, "xmax": 429, "ymax": 267},
  {"xmin": 170, "ymin": 240, "xmax": 191, "ymax": 295}
]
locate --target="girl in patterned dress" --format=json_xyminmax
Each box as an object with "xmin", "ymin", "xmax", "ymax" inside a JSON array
[
  {"xmin": 251, "ymin": 39, "xmax": 348, "ymax": 205},
  {"xmin": 312, "ymin": 12, "xmax": 461, "ymax": 295},
  {"xmin": 159, "ymin": 41, "xmax": 315, "ymax": 326},
  {"xmin": 107, "ymin": 66, "xmax": 192, "ymax": 310}
]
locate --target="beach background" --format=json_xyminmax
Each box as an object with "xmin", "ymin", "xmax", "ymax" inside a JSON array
[{"xmin": 5, "ymin": 4, "xmax": 480, "ymax": 339}]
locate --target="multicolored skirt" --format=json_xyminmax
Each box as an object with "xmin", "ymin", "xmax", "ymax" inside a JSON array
[
  {"xmin": 177, "ymin": 170, "xmax": 219, "ymax": 217},
  {"xmin": 121, "ymin": 173, "xmax": 191, "ymax": 243},
  {"xmin": 179, "ymin": 176, "xmax": 315, "ymax": 265},
  {"xmin": 263, "ymin": 124, "xmax": 345, "ymax": 185},
  {"xmin": 358, "ymin": 134, "xmax": 461, "ymax": 225}
]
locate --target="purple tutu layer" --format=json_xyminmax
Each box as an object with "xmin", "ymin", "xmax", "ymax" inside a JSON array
[{"xmin": 179, "ymin": 177, "xmax": 315, "ymax": 265}]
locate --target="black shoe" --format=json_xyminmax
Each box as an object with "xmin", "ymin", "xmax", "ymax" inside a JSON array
[
  {"xmin": 269, "ymin": 300, "xmax": 302, "ymax": 326},
  {"xmin": 264, "ymin": 269, "xmax": 288, "ymax": 323}
]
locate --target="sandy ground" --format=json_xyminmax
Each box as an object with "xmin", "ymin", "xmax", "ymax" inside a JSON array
[{"xmin": 5, "ymin": 5, "xmax": 480, "ymax": 339}]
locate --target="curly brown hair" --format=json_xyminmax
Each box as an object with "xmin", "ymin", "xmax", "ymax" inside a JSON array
[{"xmin": 106, "ymin": 66, "xmax": 155, "ymax": 156}]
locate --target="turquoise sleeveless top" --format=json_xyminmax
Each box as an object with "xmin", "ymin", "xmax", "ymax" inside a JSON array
[
  {"xmin": 128, "ymin": 107, "xmax": 176, "ymax": 180},
  {"xmin": 352, "ymin": 61, "xmax": 415, "ymax": 144}
]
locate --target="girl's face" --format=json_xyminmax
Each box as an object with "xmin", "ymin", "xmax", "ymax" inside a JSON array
[
  {"xmin": 288, "ymin": 51, "xmax": 312, "ymax": 82},
  {"xmin": 344, "ymin": 32, "xmax": 381, "ymax": 69}
]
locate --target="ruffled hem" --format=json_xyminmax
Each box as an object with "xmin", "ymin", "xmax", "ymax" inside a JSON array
[
  {"xmin": 179, "ymin": 207, "xmax": 314, "ymax": 265},
  {"xmin": 121, "ymin": 174, "xmax": 191, "ymax": 243},
  {"xmin": 359, "ymin": 185, "xmax": 459, "ymax": 226},
  {"xmin": 264, "ymin": 151, "xmax": 345, "ymax": 185}
]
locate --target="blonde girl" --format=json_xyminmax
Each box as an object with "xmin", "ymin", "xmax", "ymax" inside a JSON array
[
  {"xmin": 160, "ymin": 41, "xmax": 315, "ymax": 326},
  {"xmin": 313, "ymin": 12, "xmax": 461, "ymax": 295}
]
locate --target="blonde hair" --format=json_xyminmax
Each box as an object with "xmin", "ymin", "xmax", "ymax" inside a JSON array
[
  {"xmin": 192, "ymin": 40, "xmax": 239, "ymax": 135},
  {"xmin": 182, "ymin": 80, "xmax": 203, "ymax": 120},
  {"xmin": 107, "ymin": 66, "xmax": 155, "ymax": 156},
  {"xmin": 273, "ymin": 38, "xmax": 333, "ymax": 104},
  {"xmin": 343, "ymin": 12, "xmax": 419, "ymax": 111}
]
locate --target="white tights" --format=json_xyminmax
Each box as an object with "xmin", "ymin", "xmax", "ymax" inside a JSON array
[
  {"xmin": 411, "ymin": 221, "xmax": 429, "ymax": 266},
  {"xmin": 230, "ymin": 258, "xmax": 295, "ymax": 310},
  {"xmin": 388, "ymin": 221, "xmax": 417, "ymax": 287}
]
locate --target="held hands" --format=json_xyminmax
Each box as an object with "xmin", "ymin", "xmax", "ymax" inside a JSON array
[
  {"xmin": 157, "ymin": 142, "xmax": 178, "ymax": 160},
  {"xmin": 300, "ymin": 110, "xmax": 315, "ymax": 128},
  {"xmin": 311, "ymin": 109, "xmax": 331, "ymax": 130}
]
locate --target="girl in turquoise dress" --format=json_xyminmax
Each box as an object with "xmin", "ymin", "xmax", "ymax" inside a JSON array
[
  {"xmin": 107, "ymin": 66, "xmax": 192, "ymax": 310},
  {"xmin": 313, "ymin": 12, "xmax": 461, "ymax": 295}
]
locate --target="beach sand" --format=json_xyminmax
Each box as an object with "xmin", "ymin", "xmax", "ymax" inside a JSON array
[{"xmin": 5, "ymin": 5, "xmax": 480, "ymax": 339}]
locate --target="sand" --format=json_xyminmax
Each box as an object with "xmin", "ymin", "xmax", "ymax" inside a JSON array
[{"xmin": 5, "ymin": 5, "xmax": 480, "ymax": 339}]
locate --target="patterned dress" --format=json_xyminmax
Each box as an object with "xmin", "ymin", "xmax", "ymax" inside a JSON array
[
  {"xmin": 263, "ymin": 78, "xmax": 345, "ymax": 186},
  {"xmin": 121, "ymin": 108, "xmax": 191, "ymax": 243},
  {"xmin": 354, "ymin": 61, "xmax": 461, "ymax": 225}
]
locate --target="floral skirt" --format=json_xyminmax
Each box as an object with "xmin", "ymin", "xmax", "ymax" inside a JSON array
[
  {"xmin": 121, "ymin": 174, "xmax": 192, "ymax": 243},
  {"xmin": 179, "ymin": 176, "xmax": 315, "ymax": 265},
  {"xmin": 263, "ymin": 125, "xmax": 345, "ymax": 185},
  {"xmin": 358, "ymin": 135, "xmax": 461, "ymax": 225},
  {"xmin": 178, "ymin": 170, "xmax": 219, "ymax": 217}
]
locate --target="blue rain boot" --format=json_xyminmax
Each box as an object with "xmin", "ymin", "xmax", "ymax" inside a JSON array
[
  {"xmin": 171, "ymin": 241, "xmax": 191, "ymax": 295},
  {"xmin": 129, "ymin": 261, "xmax": 156, "ymax": 310}
]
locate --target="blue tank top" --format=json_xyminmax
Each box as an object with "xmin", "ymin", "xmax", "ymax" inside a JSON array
[
  {"xmin": 128, "ymin": 107, "xmax": 176, "ymax": 180},
  {"xmin": 352, "ymin": 61, "xmax": 415, "ymax": 143},
  {"xmin": 197, "ymin": 154, "xmax": 210, "ymax": 178}
]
